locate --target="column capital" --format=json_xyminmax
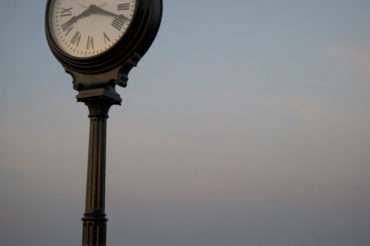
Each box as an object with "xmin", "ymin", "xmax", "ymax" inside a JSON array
[{"xmin": 77, "ymin": 86, "xmax": 122, "ymax": 118}]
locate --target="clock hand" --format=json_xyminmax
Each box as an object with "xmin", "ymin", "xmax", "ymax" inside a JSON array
[
  {"xmin": 90, "ymin": 5, "xmax": 129, "ymax": 21},
  {"xmin": 61, "ymin": 5, "xmax": 129, "ymax": 32},
  {"xmin": 74, "ymin": 6, "xmax": 95, "ymax": 21},
  {"xmin": 61, "ymin": 6, "xmax": 94, "ymax": 31}
]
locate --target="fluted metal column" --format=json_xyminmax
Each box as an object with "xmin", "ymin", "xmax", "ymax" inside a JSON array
[{"xmin": 77, "ymin": 87, "xmax": 122, "ymax": 246}]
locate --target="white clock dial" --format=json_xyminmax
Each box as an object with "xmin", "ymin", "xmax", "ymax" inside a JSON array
[{"xmin": 49, "ymin": 0, "xmax": 136, "ymax": 58}]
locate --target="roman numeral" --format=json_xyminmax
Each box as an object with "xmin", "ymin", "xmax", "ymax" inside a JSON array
[
  {"xmin": 62, "ymin": 18, "xmax": 74, "ymax": 32},
  {"xmin": 87, "ymin": 36, "xmax": 94, "ymax": 49},
  {"xmin": 61, "ymin": 7, "xmax": 73, "ymax": 17},
  {"xmin": 103, "ymin": 32, "xmax": 111, "ymax": 44},
  {"xmin": 111, "ymin": 17, "xmax": 125, "ymax": 30},
  {"xmin": 64, "ymin": 26, "xmax": 73, "ymax": 36},
  {"xmin": 70, "ymin": 31, "xmax": 81, "ymax": 46},
  {"xmin": 117, "ymin": 3, "xmax": 130, "ymax": 10}
]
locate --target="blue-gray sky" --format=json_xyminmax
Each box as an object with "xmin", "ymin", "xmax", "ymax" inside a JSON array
[{"xmin": 1, "ymin": 1, "xmax": 370, "ymax": 245}]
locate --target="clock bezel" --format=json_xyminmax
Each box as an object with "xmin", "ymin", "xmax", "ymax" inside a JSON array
[
  {"xmin": 45, "ymin": 0, "xmax": 162, "ymax": 75},
  {"xmin": 47, "ymin": 0, "xmax": 139, "ymax": 60}
]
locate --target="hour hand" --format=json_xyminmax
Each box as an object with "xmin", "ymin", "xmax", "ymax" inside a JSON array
[
  {"xmin": 61, "ymin": 8, "xmax": 92, "ymax": 32},
  {"xmin": 61, "ymin": 17, "xmax": 77, "ymax": 31}
]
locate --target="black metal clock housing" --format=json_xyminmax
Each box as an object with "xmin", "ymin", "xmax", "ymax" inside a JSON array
[{"xmin": 45, "ymin": 0, "xmax": 163, "ymax": 90}]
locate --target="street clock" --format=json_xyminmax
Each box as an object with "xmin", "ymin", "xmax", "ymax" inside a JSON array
[
  {"xmin": 45, "ymin": 1, "xmax": 162, "ymax": 246},
  {"xmin": 46, "ymin": 0, "xmax": 162, "ymax": 90}
]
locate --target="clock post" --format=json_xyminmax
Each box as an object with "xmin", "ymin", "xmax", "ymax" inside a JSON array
[
  {"xmin": 45, "ymin": 0, "xmax": 163, "ymax": 245},
  {"xmin": 77, "ymin": 87, "xmax": 121, "ymax": 246}
]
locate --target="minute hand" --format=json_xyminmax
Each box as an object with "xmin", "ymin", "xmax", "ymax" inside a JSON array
[{"xmin": 91, "ymin": 5, "xmax": 129, "ymax": 21}]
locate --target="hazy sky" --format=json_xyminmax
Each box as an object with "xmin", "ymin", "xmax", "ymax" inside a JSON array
[{"xmin": 1, "ymin": 1, "xmax": 370, "ymax": 245}]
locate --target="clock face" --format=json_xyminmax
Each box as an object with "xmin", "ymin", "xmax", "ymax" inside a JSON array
[{"xmin": 48, "ymin": 0, "xmax": 136, "ymax": 58}]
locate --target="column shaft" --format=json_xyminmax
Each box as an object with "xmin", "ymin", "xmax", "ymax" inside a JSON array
[{"xmin": 82, "ymin": 114, "xmax": 108, "ymax": 246}]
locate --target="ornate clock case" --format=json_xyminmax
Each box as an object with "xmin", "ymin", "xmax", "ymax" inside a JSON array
[{"xmin": 45, "ymin": 0, "xmax": 163, "ymax": 90}]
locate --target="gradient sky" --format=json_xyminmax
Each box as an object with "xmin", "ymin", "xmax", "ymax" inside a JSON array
[{"xmin": 1, "ymin": 1, "xmax": 370, "ymax": 245}]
